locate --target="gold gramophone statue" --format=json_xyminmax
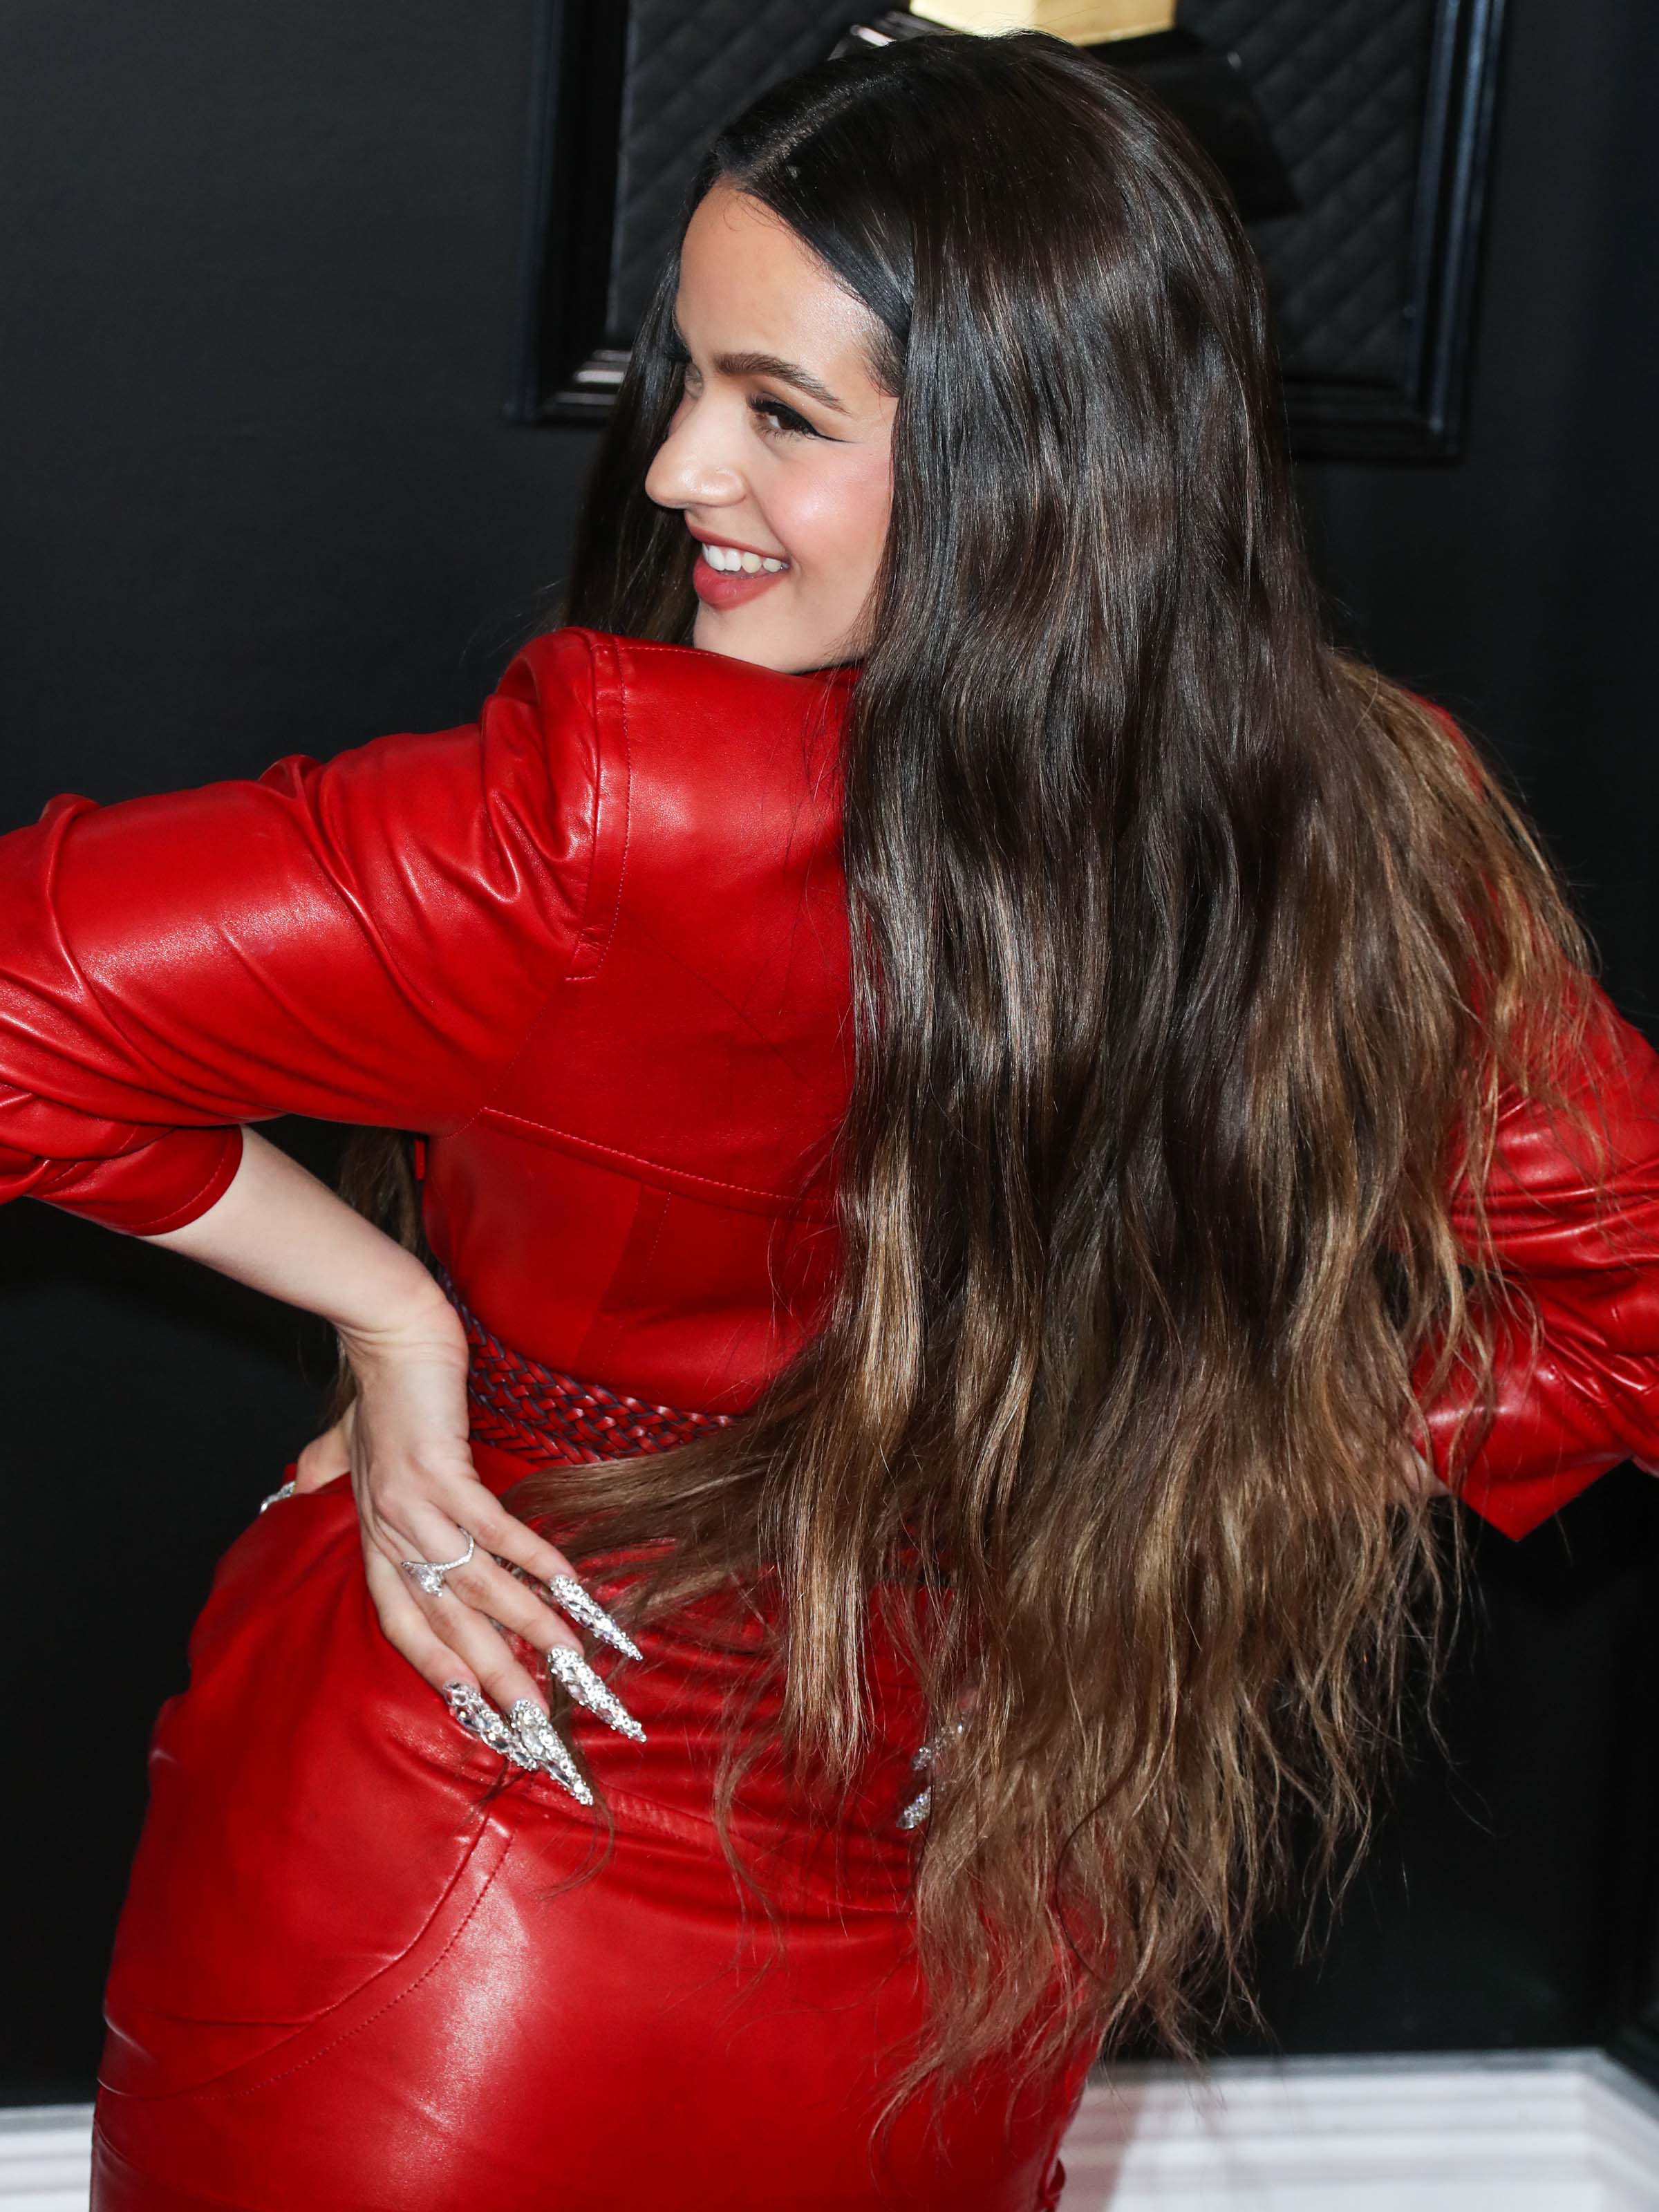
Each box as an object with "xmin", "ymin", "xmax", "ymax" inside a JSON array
[{"xmin": 909, "ymin": 1, "xmax": 1177, "ymax": 38}]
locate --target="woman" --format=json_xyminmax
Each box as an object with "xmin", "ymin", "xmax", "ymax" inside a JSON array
[{"xmin": 3, "ymin": 30, "xmax": 1658, "ymax": 2211}]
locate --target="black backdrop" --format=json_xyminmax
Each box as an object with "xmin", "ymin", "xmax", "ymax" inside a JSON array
[{"xmin": 2, "ymin": 0, "xmax": 1656, "ymax": 2103}]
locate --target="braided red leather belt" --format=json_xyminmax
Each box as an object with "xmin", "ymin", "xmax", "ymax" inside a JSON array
[{"xmin": 433, "ymin": 1264, "xmax": 744, "ymax": 1467}]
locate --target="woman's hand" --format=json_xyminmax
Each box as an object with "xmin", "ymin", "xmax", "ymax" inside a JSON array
[
  {"xmin": 290, "ymin": 1286, "xmax": 639, "ymax": 1746},
  {"xmin": 144, "ymin": 1127, "xmax": 644, "ymax": 1783}
]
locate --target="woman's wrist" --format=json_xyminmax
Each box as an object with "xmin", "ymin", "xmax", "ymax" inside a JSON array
[{"xmin": 336, "ymin": 1272, "xmax": 467, "ymax": 1371}]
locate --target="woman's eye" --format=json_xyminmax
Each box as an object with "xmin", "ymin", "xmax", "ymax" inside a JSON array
[
  {"xmin": 659, "ymin": 345, "xmax": 812, "ymax": 440},
  {"xmin": 749, "ymin": 393, "xmax": 815, "ymax": 440}
]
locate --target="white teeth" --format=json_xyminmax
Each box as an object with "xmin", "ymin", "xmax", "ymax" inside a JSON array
[{"xmin": 699, "ymin": 541, "xmax": 787, "ymax": 574}]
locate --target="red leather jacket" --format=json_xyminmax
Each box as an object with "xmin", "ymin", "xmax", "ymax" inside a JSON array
[{"xmin": 2, "ymin": 626, "xmax": 1656, "ymax": 1539}]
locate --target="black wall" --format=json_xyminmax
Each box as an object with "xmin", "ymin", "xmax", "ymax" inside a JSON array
[
  {"xmin": 1252, "ymin": 0, "xmax": 1659, "ymax": 2067},
  {"xmin": 2, "ymin": 0, "xmax": 1655, "ymax": 2101}
]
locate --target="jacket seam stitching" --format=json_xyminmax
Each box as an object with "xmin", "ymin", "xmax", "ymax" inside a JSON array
[
  {"xmin": 85, "ymin": 1131, "xmax": 243, "ymax": 1236},
  {"xmin": 566, "ymin": 655, "xmax": 630, "ymax": 985},
  {"xmin": 477, "ymin": 1105, "xmax": 815, "ymax": 1209},
  {"xmin": 450, "ymin": 633, "xmax": 608, "ymax": 1145}
]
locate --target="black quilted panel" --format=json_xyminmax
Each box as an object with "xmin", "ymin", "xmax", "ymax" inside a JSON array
[
  {"xmin": 1183, "ymin": 0, "xmax": 1436, "ymax": 384},
  {"xmin": 544, "ymin": 0, "xmax": 1492, "ymax": 451},
  {"xmin": 604, "ymin": 1, "xmax": 1441, "ymax": 384},
  {"xmin": 608, "ymin": 0, "xmax": 870, "ymax": 334}
]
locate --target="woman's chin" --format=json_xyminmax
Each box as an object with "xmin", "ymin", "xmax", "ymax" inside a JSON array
[
  {"xmin": 691, "ymin": 606, "xmax": 794, "ymax": 672},
  {"xmin": 691, "ymin": 605, "xmax": 859, "ymax": 677}
]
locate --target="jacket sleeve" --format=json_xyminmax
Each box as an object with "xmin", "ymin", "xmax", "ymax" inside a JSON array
[
  {"xmin": 1413, "ymin": 988, "xmax": 1659, "ymax": 1539},
  {"xmin": 0, "ymin": 629, "xmax": 600, "ymax": 1234}
]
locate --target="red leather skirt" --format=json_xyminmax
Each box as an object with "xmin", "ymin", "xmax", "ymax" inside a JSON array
[{"xmin": 89, "ymin": 1428, "xmax": 1094, "ymax": 2209}]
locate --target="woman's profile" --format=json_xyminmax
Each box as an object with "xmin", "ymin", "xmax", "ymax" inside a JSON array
[{"xmin": 3, "ymin": 30, "xmax": 1657, "ymax": 2211}]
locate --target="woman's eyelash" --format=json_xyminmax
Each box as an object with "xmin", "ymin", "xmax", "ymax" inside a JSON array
[{"xmin": 748, "ymin": 394, "xmax": 815, "ymax": 440}]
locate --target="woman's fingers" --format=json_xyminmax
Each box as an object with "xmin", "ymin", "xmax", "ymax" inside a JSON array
[
  {"xmin": 362, "ymin": 1537, "xmax": 546, "ymax": 1716},
  {"xmin": 371, "ymin": 1507, "xmax": 585, "ymax": 1661},
  {"xmin": 365, "ymin": 1473, "xmax": 581, "ymax": 1593},
  {"xmin": 361, "ymin": 1543, "xmax": 478, "ymax": 1697},
  {"xmin": 359, "ymin": 1546, "xmax": 595, "ymax": 1801},
  {"xmin": 465, "ymin": 1499, "xmax": 583, "ymax": 1593},
  {"xmin": 362, "ymin": 1479, "xmax": 639, "ymax": 1665},
  {"xmin": 425, "ymin": 1588, "xmax": 559, "ymax": 1723},
  {"xmin": 363, "ymin": 1507, "xmax": 646, "ymax": 1743}
]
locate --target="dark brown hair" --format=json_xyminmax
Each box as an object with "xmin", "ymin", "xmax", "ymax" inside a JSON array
[{"xmin": 342, "ymin": 30, "xmax": 1613, "ymax": 2106}]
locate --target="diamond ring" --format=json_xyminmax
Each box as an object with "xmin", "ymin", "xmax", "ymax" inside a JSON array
[{"xmin": 401, "ymin": 1527, "xmax": 476, "ymax": 1597}]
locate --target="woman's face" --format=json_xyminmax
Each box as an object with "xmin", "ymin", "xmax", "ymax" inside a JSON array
[{"xmin": 644, "ymin": 183, "xmax": 899, "ymax": 673}]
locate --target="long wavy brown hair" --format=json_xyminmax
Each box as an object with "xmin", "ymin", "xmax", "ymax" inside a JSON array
[{"xmin": 341, "ymin": 30, "xmax": 1615, "ymax": 2103}]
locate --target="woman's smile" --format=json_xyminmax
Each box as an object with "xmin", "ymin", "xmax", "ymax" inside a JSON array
[
  {"xmin": 690, "ymin": 525, "xmax": 791, "ymax": 608},
  {"xmin": 644, "ymin": 182, "xmax": 897, "ymax": 673}
]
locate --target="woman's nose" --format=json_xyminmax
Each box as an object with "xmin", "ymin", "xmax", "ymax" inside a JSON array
[{"xmin": 645, "ymin": 400, "xmax": 745, "ymax": 510}]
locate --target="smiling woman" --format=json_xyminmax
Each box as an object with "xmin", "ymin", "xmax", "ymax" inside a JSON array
[
  {"xmin": 6, "ymin": 23, "xmax": 1656, "ymax": 2212},
  {"xmin": 644, "ymin": 183, "xmax": 899, "ymax": 664}
]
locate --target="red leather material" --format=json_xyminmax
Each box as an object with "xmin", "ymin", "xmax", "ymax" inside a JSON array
[
  {"xmin": 0, "ymin": 630, "xmax": 856, "ymax": 1407},
  {"xmin": 89, "ymin": 1445, "xmax": 1091, "ymax": 2210},
  {"xmin": 3, "ymin": 632, "xmax": 1656, "ymax": 1515},
  {"xmin": 1410, "ymin": 991, "xmax": 1659, "ymax": 1537},
  {"xmin": 1, "ymin": 629, "xmax": 1656, "ymax": 2200}
]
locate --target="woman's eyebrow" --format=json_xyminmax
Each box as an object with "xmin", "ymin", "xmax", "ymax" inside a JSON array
[
  {"xmin": 717, "ymin": 350, "xmax": 849, "ymax": 415},
  {"xmin": 671, "ymin": 317, "xmax": 849, "ymax": 415}
]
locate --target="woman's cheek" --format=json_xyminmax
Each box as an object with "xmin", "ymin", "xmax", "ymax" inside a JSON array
[
  {"xmin": 785, "ymin": 463, "xmax": 888, "ymax": 601},
  {"xmin": 835, "ymin": 450, "xmax": 895, "ymax": 587}
]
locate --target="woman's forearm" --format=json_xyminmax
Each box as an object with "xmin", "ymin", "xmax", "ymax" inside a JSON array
[{"xmin": 140, "ymin": 1125, "xmax": 452, "ymax": 1347}]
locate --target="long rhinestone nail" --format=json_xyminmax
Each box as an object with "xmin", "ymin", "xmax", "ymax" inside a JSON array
[
  {"xmin": 912, "ymin": 1715, "xmax": 968, "ymax": 1770},
  {"xmin": 507, "ymin": 1698, "xmax": 595, "ymax": 1806},
  {"xmin": 547, "ymin": 1574, "xmax": 643, "ymax": 1663},
  {"xmin": 547, "ymin": 1645, "xmax": 646, "ymax": 1742},
  {"xmin": 443, "ymin": 1680, "xmax": 538, "ymax": 1770},
  {"xmin": 897, "ymin": 1786, "xmax": 932, "ymax": 1830}
]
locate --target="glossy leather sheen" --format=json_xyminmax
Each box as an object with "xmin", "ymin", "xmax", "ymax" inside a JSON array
[
  {"xmin": 87, "ymin": 1440, "xmax": 1091, "ymax": 2210},
  {"xmin": 0, "ymin": 630, "xmax": 861, "ymax": 1412},
  {"xmin": 1, "ymin": 627, "xmax": 1656, "ymax": 2206}
]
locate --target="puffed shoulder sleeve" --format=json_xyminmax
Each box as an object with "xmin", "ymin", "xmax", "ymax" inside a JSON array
[
  {"xmin": 1414, "ymin": 988, "xmax": 1659, "ymax": 1539},
  {"xmin": 0, "ymin": 627, "xmax": 602, "ymax": 1233}
]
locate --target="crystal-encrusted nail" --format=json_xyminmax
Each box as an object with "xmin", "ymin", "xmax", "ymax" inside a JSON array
[
  {"xmin": 898, "ymin": 1716, "xmax": 970, "ymax": 1829},
  {"xmin": 897, "ymin": 1786, "xmax": 932, "ymax": 1830},
  {"xmin": 547, "ymin": 1645, "xmax": 646, "ymax": 1742},
  {"xmin": 507, "ymin": 1698, "xmax": 595, "ymax": 1807},
  {"xmin": 912, "ymin": 1716, "xmax": 968, "ymax": 1770},
  {"xmin": 443, "ymin": 1680, "xmax": 538, "ymax": 1770},
  {"xmin": 548, "ymin": 1574, "xmax": 644, "ymax": 1663}
]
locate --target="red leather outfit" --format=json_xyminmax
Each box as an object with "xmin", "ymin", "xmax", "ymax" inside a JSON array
[{"xmin": 2, "ymin": 628, "xmax": 1658, "ymax": 2208}]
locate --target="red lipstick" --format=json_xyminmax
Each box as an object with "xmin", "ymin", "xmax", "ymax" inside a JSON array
[{"xmin": 691, "ymin": 543, "xmax": 791, "ymax": 610}]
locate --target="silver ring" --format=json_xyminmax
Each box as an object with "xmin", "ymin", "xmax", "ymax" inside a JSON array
[{"xmin": 401, "ymin": 1527, "xmax": 476, "ymax": 1597}]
